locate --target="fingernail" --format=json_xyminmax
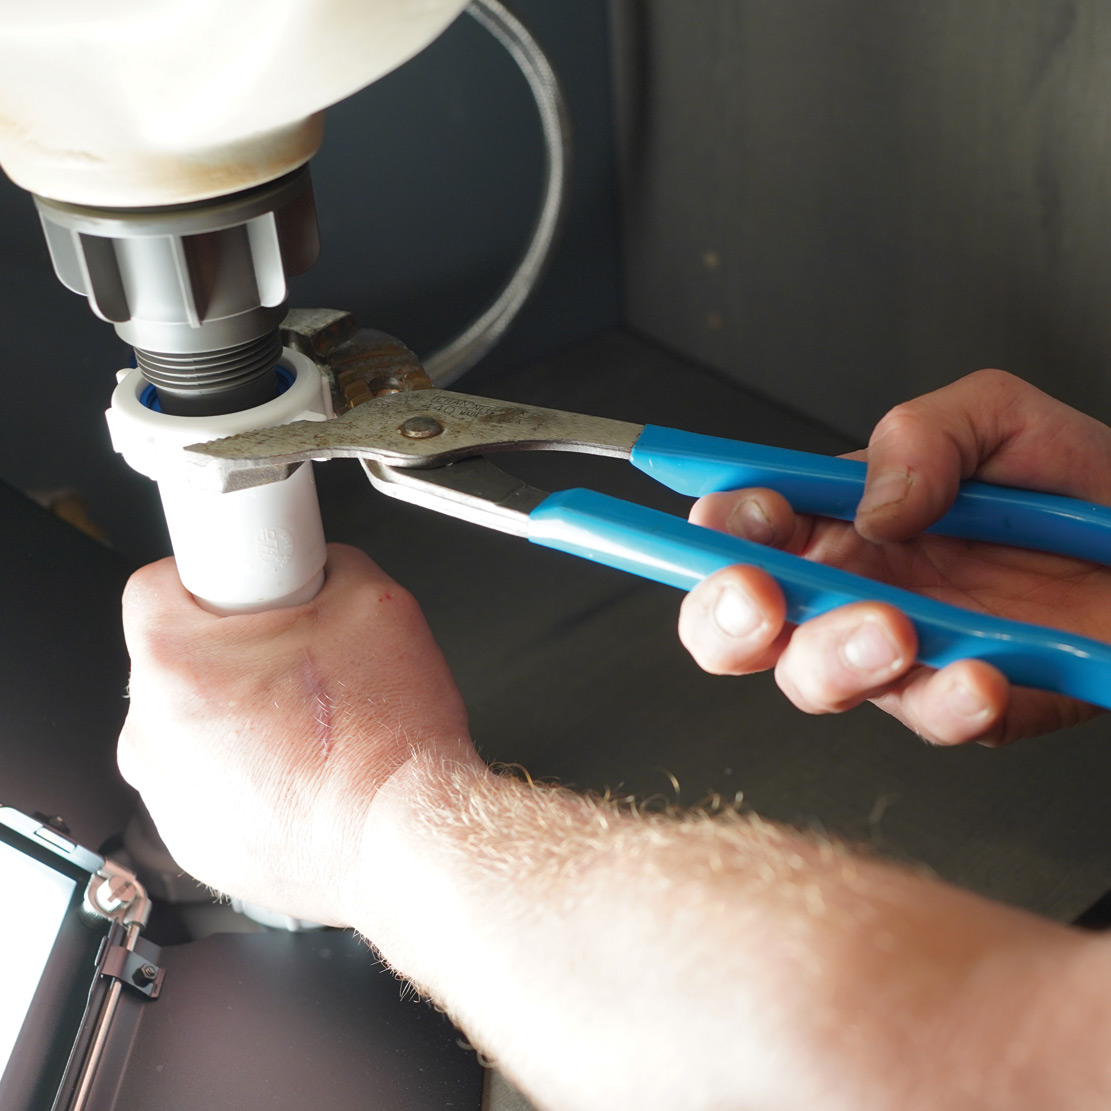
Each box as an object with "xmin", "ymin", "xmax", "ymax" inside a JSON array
[
  {"xmin": 726, "ymin": 497, "xmax": 775, "ymax": 546},
  {"xmin": 713, "ymin": 585, "xmax": 763, "ymax": 638},
  {"xmin": 840, "ymin": 620, "xmax": 901, "ymax": 674},
  {"xmin": 948, "ymin": 681, "xmax": 991, "ymax": 721},
  {"xmin": 859, "ymin": 471, "xmax": 911, "ymax": 517}
]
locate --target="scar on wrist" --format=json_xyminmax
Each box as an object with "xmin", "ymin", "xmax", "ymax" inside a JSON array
[{"xmin": 302, "ymin": 649, "xmax": 335, "ymax": 759}]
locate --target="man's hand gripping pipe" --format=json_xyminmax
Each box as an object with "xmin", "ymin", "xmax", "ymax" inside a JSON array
[{"xmin": 185, "ymin": 389, "xmax": 1111, "ymax": 710}]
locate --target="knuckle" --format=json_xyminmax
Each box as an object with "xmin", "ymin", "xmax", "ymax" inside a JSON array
[
  {"xmin": 786, "ymin": 672, "xmax": 843, "ymax": 713},
  {"xmin": 698, "ymin": 645, "xmax": 753, "ymax": 677},
  {"xmin": 116, "ymin": 725, "xmax": 145, "ymax": 789},
  {"xmin": 344, "ymin": 573, "xmax": 417, "ymax": 615},
  {"xmin": 774, "ymin": 665, "xmax": 829, "ymax": 716},
  {"xmin": 776, "ymin": 619, "xmax": 882, "ymax": 714},
  {"xmin": 869, "ymin": 401, "xmax": 923, "ymax": 449},
  {"xmin": 968, "ymin": 366, "xmax": 1019, "ymax": 392},
  {"xmin": 130, "ymin": 628, "xmax": 186, "ymax": 676},
  {"xmin": 383, "ymin": 582, "xmax": 423, "ymax": 621},
  {"xmin": 775, "ymin": 651, "xmax": 833, "ymax": 712},
  {"xmin": 677, "ymin": 617, "xmax": 734, "ymax": 676}
]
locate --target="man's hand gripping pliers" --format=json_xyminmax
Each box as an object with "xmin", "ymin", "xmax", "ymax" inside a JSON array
[{"xmin": 186, "ymin": 388, "xmax": 1111, "ymax": 710}]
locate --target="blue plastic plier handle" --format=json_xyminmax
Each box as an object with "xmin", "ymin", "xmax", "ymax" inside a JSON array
[{"xmin": 527, "ymin": 426, "xmax": 1111, "ymax": 709}]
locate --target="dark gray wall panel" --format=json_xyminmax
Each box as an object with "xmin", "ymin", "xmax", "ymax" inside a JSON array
[{"xmin": 614, "ymin": 0, "xmax": 1111, "ymax": 440}]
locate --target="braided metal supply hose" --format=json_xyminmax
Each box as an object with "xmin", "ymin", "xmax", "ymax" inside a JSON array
[{"xmin": 423, "ymin": 0, "xmax": 572, "ymax": 385}]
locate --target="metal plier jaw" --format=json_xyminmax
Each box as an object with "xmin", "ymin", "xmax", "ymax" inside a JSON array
[
  {"xmin": 186, "ymin": 388, "xmax": 1111, "ymax": 711},
  {"xmin": 186, "ymin": 389, "xmax": 642, "ymax": 535}
]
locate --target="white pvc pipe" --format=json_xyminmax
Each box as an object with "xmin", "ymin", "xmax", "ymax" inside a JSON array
[{"xmin": 107, "ymin": 348, "xmax": 333, "ymax": 614}]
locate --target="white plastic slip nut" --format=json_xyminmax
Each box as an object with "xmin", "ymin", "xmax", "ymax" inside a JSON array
[{"xmin": 108, "ymin": 347, "xmax": 333, "ymax": 614}]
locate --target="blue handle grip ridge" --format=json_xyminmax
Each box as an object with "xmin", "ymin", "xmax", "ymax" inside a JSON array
[
  {"xmin": 528, "ymin": 489, "xmax": 1111, "ymax": 710},
  {"xmin": 631, "ymin": 425, "xmax": 1111, "ymax": 566}
]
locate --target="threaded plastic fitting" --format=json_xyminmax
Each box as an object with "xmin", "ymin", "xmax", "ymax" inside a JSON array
[{"xmin": 36, "ymin": 166, "xmax": 319, "ymax": 415}]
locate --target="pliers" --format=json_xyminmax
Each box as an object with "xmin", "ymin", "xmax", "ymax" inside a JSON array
[{"xmin": 186, "ymin": 388, "xmax": 1111, "ymax": 710}]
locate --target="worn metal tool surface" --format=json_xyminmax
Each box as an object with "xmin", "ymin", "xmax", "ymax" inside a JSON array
[{"xmin": 185, "ymin": 390, "xmax": 642, "ymax": 493}]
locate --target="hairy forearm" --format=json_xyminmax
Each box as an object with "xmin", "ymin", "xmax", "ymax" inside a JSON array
[{"xmin": 358, "ymin": 753, "xmax": 1111, "ymax": 1111}]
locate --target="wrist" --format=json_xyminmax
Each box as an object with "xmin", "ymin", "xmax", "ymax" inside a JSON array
[{"xmin": 349, "ymin": 741, "xmax": 487, "ymax": 947}]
